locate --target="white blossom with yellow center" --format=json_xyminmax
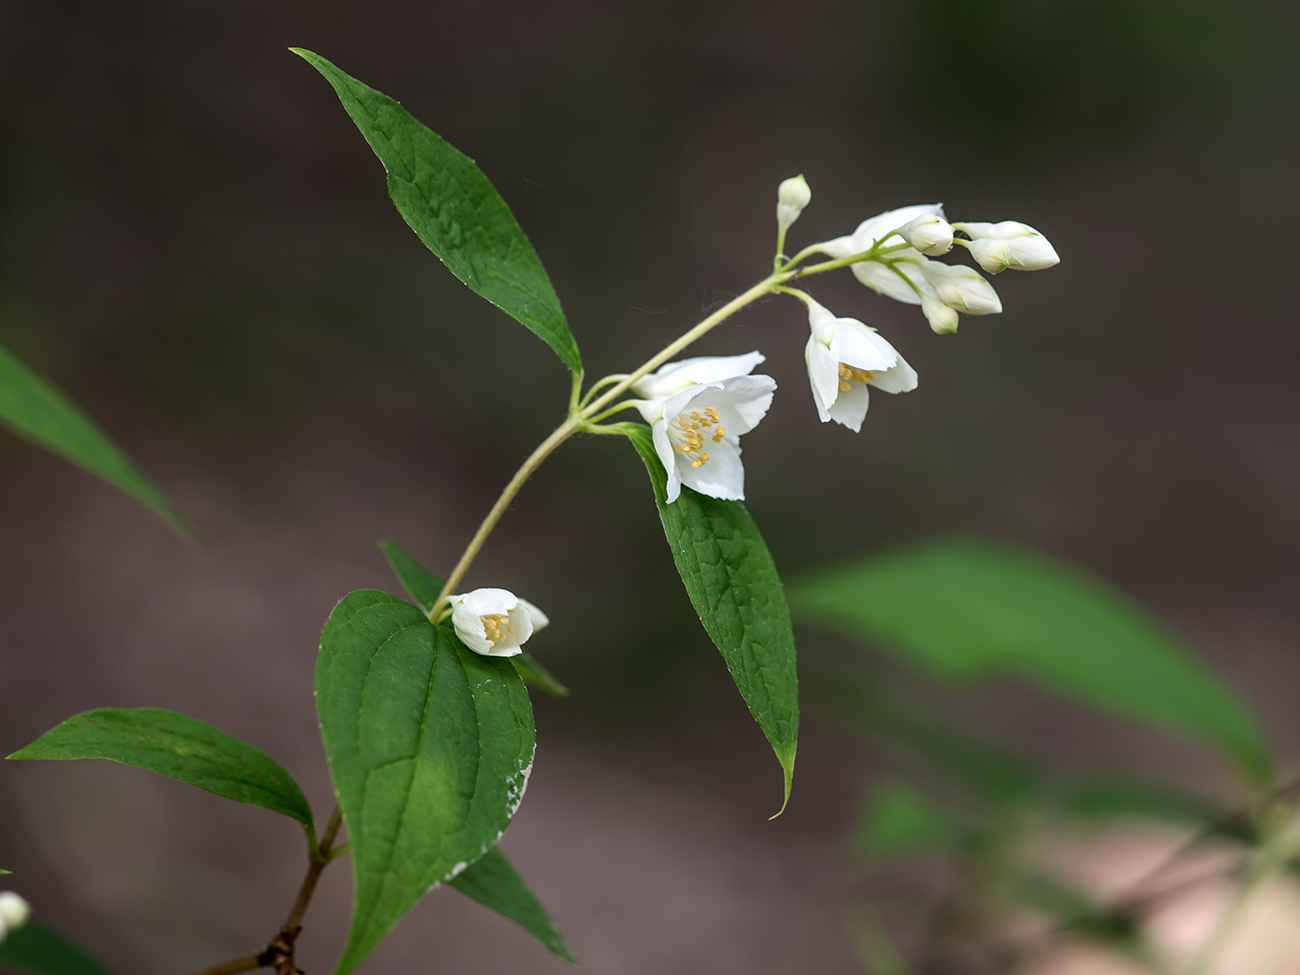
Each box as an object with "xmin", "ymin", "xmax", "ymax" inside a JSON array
[
  {"xmin": 631, "ymin": 352, "xmax": 776, "ymax": 503},
  {"xmin": 804, "ymin": 298, "xmax": 917, "ymax": 432},
  {"xmin": 450, "ymin": 588, "xmax": 542, "ymax": 657}
]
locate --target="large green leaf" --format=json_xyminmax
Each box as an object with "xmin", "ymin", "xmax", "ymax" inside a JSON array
[
  {"xmin": 317, "ymin": 590, "xmax": 535, "ymax": 975},
  {"xmin": 449, "ymin": 847, "xmax": 576, "ymax": 962},
  {"xmin": 293, "ymin": 50, "xmax": 581, "ymax": 373},
  {"xmin": 0, "ymin": 341, "xmax": 188, "ymax": 537},
  {"xmin": 788, "ymin": 540, "xmax": 1270, "ymax": 782},
  {"xmin": 7, "ymin": 708, "xmax": 312, "ymax": 827},
  {"xmin": 0, "ymin": 923, "xmax": 115, "ymax": 975},
  {"xmin": 620, "ymin": 423, "xmax": 798, "ymax": 812},
  {"xmin": 379, "ymin": 539, "xmax": 570, "ymax": 696}
]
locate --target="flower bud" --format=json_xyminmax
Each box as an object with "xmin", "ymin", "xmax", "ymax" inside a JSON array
[
  {"xmin": 919, "ymin": 262, "xmax": 1002, "ymax": 315},
  {"xmin": 900, "ymin": 213, "xmax": 953, "ymax": 256},
  {"xmin": 953, "ymin": 220, "xmax": 1059, "ymax": 271},
  {"xmin": 920, "ymin": 293, "xmax": 959, "ymax": 334},
  {"xmin": 776, "ymin": 175, "xmax": 812, "ymax": 234},
  {"xmin": 968, "ymin": 237, "xmax": 1014, "ymax": 274},
  {"xmin": 0, "ymin": 892, "xmax": 31, "ymax": 937}
]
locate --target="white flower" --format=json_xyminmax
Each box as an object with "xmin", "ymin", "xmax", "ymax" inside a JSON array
[
  {"xmin": 632, "ymin": 352, "xmax": 776, "ymax": 503},
  {"xmin": 816, "ymin": 204, "xmax": 944, "ymax": 305},
  {"xmin": 803, "ymin": 299, "xmax": 917, "ymax": 432},
  {"xmin": 953, "ymin": 220, "xmax": 1059, "ymax": 272},
  {"xmin": 450, "ymin": 589, "xmax": 537, "ymax": 657},
  {"xmin": 919, "ymin": 292, "xmax": 960, "ymax": 334},
  {"xmin": 0, "ymin": 892, "xmax": 30, "ymax": 941},
  {"xmin": 776, "ymin": 175, "xmax": 812, "ymax": 235},
  {"xmin": 900, "ymin": 212, "xmax": 954, "ymax": 256}
]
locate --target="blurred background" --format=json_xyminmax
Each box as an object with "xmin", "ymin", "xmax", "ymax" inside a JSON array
[{"xmin": 1, "ymin": 0, "xmax": 1298, "ymax": 972}]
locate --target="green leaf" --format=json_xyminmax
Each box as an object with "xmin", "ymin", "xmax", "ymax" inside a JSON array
[
  {"xmin": 379, "ymin": 539, "xmax": 443, "ymax": 614},
  {"xmin": 449, "ymin": 847, "xmax": 576, "ymax": 962},
  {"xmin": 379, "ymin": 540, "xmax": 571, "ymax": 698},
  {"xmin": 620, "ymin": 422, "xmax": 798, "ymax": 813},
  {"xmin": 7, "ymin": 708, "xmax": 312, "ymax": 827},
  {"xmin": 788, "ymin": 540, "xmax": 1270, "ymax": 783},
  {"xmin": 511, "ymin": 651, "xmax": 570, "ymax": 698},
  {"xmin": 856, "ymin": 781, "xmax": 968, "ymax": 861},
  {"xmin": 317, "ymin": 590, "xmax": 536, "ymax": 975},
  {"xmin": 292, "ymin": 49, "xmax": 581, "ymax": 373},
  {"xmin": 0, "ymin": 922, "xmax": 115, "ymax": 975},
  {"xmin": 0, "ymin": 341, "xmax": 189, "ymax": 538},
  {"xmin": 1042, "ymin": 776, "xmax": 1222, "ymax": 826}
]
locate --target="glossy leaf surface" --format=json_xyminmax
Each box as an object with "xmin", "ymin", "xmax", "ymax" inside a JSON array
[{"xmin": 449, "ymin": 847, "xmax": 575, "ymax": 962}]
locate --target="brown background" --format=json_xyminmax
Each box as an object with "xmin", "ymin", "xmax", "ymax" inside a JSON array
[{"xmin": 1, "ymin": 1, "xmax": 1299, "ymax": 972}]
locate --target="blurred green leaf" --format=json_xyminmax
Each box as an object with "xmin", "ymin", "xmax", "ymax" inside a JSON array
[
  {"xmin": 0, "ymin": 922, "xmax": 114, "ymax": 975},
  {"xmin": 857, "ymin": 781, "xmax": 968, "ymax": 860},
  {"xmin": 7, "ymin": 708, "xmax": 312, "ymax": 827},
  {"xmin": 293, "ymin": 49, "xmax": 581, "ymax": 374},
  {"xmin": 448, "ymin": 847, "xmax": 576, "ymax": 962},
  {"xmin": 317, "ymin": 590, "xmax": 535, "ymax": 975},
  {"xmin": 788, "ymin": 540, "xmax": 1270, "ymax": 782},
  {"xmin": 1043, "ymin": 776, "xmax": 1222, "ymax": 826},
  {"xmin": 806, "ymin": 668, "xmax": 1038, "ymax": 805},
  {"xmin": 0, "ymin": 341, "xmax": 189, "ymax": 538},
  {"xmin": 621, "ymin": 422, "xmax": 798, "ymax": 813},
  {"xmin": 512, "ymin": 651, "xmax": 570, "ymax": 698},
  {"xmin": 379, "ymin": 539, "xmax": 442, "ymax": 614}
]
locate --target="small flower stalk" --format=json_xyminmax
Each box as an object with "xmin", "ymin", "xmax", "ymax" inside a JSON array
[
  {"xmin": 631, "ymin": 353, "xmax": 776, "ymax": 503},
  {"xmin": 0, "ymin": 892, "xmax": 30, "ymax": 944},
  {"xmin": 451, "ymin": 589, "xmax": 546, "ymax": 657}
]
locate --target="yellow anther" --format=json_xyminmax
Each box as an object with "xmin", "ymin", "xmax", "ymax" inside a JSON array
[
  {"xmin": 712, "ymin": 427, "xmax": 725, "ymax": 442},
  {"xmin": 839, "ymin": 381, "xmax": 851, "ymax": 392},
  {"xmin": 480, "ymin": 613, "xmax": 511, "ymax": 645},
  {"xmin": 691, "ymin": 452, "xmax": 710, "ymax": 468},
  {"xmin": 837, "ymin": 363, "xmax": 877, "ymax": 390}
]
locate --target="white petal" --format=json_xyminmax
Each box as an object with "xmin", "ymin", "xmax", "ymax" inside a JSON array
[
  {"xmin": 969, "ymin": 238, "xmax": 1014, "ymax": 274},
  {"xmin": 850, "ymin": 204, "xmax": 945, "ymax": 248},
  {"xmin": 0, "ymin": 893, "xmax": 30, "ymax": 932},
  {"xmin": 814, "ymin": 233, "xmax": 862, "ymax": 259},
  {"xmin": 632, "ymin": 398, "xmax": 664, "ymax": 425},
  {"xmin": 704, "ymin": 375, "xmax": 777, "ymax": 436},
  {"xmin": 651, "ymin": 418, "xmax": 684, "ymax": 503},
  {"xmin": 826, "ymin": 380, "xmax": 870, "ymax": 431},
  {"xmin": 868, "ymin": 354, "xmax": 919, "ymax": 394},
  {"xmin": 831, "ymin": 319, "xmax": 899, "ymax": 372},
  {"xmin": 804, "ymin": 335, "xmax": 839, "ymax": 422},
  {"xmin": 850, "ymin": 257, "xmax": 934, "ymax": 305},
  {"xmin": 457, "ymin": 588, "xmax": 518, "ymax": 616},
  {"xmin": 919, "ymin": 262, "xmax": 1002, "ymax": 315},
  {"xmin": 644, "ymin": 351, "xmax": 766, "ymax": 386},
  {"xmin": 679, "ymin": 436, "xmax": 745, "ymax": 500},
  {"xmin": 516, "ymin": 598, "xmax": 548, "ymax": 633},
  {"xmin": 1006, "ymin": 233, "xmax": 1059, "ymax": 270}
]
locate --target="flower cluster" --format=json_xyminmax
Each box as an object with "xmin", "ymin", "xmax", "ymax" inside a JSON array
[
  {"xmin": 0, "ymin": 891, "xmax": 30, "ymax": 944},
  {"xmin": 625, "ymin": 178, "xmax": 1059, "ymax": 499}
]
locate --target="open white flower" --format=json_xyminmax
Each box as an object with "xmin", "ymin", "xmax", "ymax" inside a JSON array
[
  {"xmin": 804, "ymin": 299, "xmax": 917, "ymax": 431},
  {"xmin": 632, "ymin": 352, "xmax": 776, "ymax": 503},
  {"xmin": 450, "ymin": 588, "xmax": 539, "ymax": 657},
  {"xmin": 953, "ymin": 220, "xmax": 1059, "ymax": 272},
  {"xmin": 0, "ymin": 892, "xmax": 30, "ymax": 943}
]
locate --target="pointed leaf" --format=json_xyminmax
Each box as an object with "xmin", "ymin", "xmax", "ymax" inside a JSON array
[
  {"xmin": 449, "ymin": 847, "xmax": 576, "ymax": 962},
  {"xmin": 0, "ymin": 923, "xmax": 115, "ymax": 975},
  {"xmin": 293, "ymin": 49, "xmax": 581, "ymax": 373},
  {"xmin": 379, "ymin": 539, "xmax": 443, "ymax": 613},
  {"xmin": 511, "ymin": 651, "xmax": 570, "ymax": 698},
  {"xmin": 788, "ymin": 540, "xmax": 1270, "ymax": 782},
  {"xmin": 0, "ymin": 341, "xmax": 189, "ymax": 537},
  {"xmin": 620, "ymin": 423, "xmax": 798, "ymax": 812},
  {"xmin": 7, "ymin": 708, "xmax": 312, "ymax": 827},
  {"xmin": 317, "ymin": 590, "xmax": 535, "ymax": 975}
]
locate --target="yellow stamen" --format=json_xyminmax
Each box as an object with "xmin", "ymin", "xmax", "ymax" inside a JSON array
[
  {"xmin": 712, "ymin": 426, "xmax": 725, "ymax": 443},
  {"xmin": 838, "ymin": 363, "xmax": 876, "ymax": 389},
  {"xmin": 692, "ymin": 452, "xmax": 710, "ymax": 468},
  {"xmin": 481, "ymin": 613, "xmax": 511, "ymax": 645}
]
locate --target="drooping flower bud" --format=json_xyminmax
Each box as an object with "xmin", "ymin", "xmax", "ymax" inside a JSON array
[
  {"xmin": 0, "ymin": 892, "xmax": 31, "ymax": 940},
  {"xmin": 920, "ymin": 293, "xmax": 960, "ymax": 334},
  {"xmin": 919, "ymin": 262, "xmax": 1002, "ymax": 315},
  {"xmin": 776, "ymin": 175, "xmax": 812, "ymax": 234},
  {"xmin": 900, "ymin": 213, "xmax": 954, "ymax": 256},
  {"xmin": 968, "ymin": 237, "xmax": 1015, "ymax": 274},
  {"xmin": 953, "ymin": 220, "xmax": 1059, "ymax": 271}
]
